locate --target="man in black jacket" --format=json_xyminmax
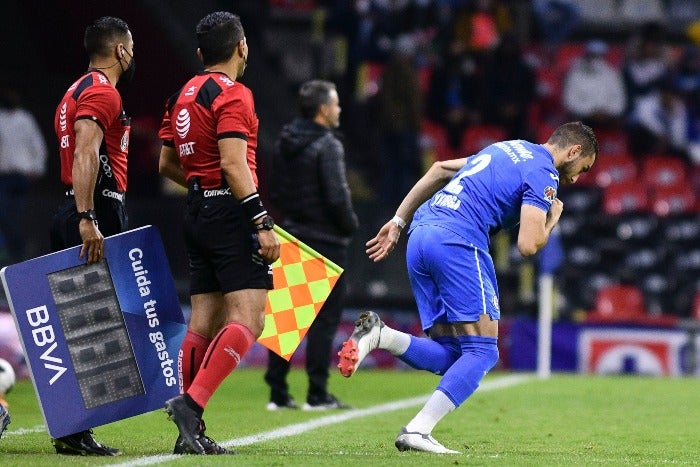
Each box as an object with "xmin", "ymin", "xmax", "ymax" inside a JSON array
[{"xmin": 266, "ymin": 80, "xmax": 359, "ymax": 410}]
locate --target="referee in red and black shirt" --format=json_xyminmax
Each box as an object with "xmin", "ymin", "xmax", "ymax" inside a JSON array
[
  {"xmin": 50, "ymin": 16, "xmax": 135, "ymax": 457},
  {"xmin": 158, "ymin": 11, "xmax": 280, "ymax": 456}
]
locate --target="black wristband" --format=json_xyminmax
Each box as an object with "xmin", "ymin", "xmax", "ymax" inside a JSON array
[{"xmin": 240, "ymin": 192, "xmax": 267, "ymax": 223}]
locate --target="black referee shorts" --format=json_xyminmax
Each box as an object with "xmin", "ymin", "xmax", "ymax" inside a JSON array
[
  {"xmin": 184, "ymin": 193, "xmax": 273, "ymax": 296},
  {"xmin": 50, "ymin": 197, "xmax": 127, "ymax": 252}
]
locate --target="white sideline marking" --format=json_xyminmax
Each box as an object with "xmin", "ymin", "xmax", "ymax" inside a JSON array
[
  {"xmin": 113, "ymin": 374, "xmax": 532, "ymax": 466},
  {"xmin": 2, "ymin": 424, "xmax": 46, "ymax": 437}
]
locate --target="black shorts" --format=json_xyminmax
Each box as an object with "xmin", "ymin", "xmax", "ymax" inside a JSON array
[
  {"xmin": 50, "ymin": 197, "xmax": 128, "ymax": 252},
  {"xmin": 184, "ymin": 192, "xmax": 273, "ymax": 295}
]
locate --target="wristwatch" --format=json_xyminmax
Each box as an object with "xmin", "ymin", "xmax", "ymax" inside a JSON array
[
  {"xmin": 255, "ymin": 215, "xmax": 275, "ymax": 231},
  {"xmin": 77, "ymin": 209, "xmax": 97, "ymax": 222}
]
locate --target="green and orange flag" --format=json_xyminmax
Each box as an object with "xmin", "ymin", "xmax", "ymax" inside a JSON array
[{"xmin": 258, "ymin": 226, "xmax": 344, "ymax": 360}]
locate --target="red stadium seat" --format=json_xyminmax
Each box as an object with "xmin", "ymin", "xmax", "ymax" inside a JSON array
[
  {"xmin": 554, "ymin": 43, "xmax": 586, "ymax": 73},
  {"xmin": 589, "ymin": 285, "xmax": 646, "ymax": 321},
  {"xmin": 590, "ymin": 154, "xmax": 637, "ymax": 188},
  {"xmin": 595, "ymin": 129, "xmax": 629, "ymax": 158},
  {"xmin": 641, "ymin": 156, "xmax": 688, "ymax": 189},
  {"xmin": 602, "ymin": 181, "xmax": 649, "ymax": 215},
  {"xmin": 461, "ymin": 125, "xmax": 507, "ymax": 156},
  {"xmin": 420, "ymin": 120, "xmax": 453, "ymax": 162},
  {"xmin": 650, "ymin": 184, "xmax": 697, "ymax": 217}
]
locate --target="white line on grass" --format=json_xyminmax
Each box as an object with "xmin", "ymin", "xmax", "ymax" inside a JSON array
[
  {"xmin": 113, "ymin": 374, "xmax": 532, "ymax": 467},
  {"xmin": 2, "ymin": 424, "xmax": 46, "ymax": 437}
]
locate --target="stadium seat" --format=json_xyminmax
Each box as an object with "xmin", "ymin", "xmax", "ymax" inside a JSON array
[
  {"xmin": 557, "ymin": 185, "xmax": 602, "ymax": 214},
  {"xmin": 694, "ymin": 292, "xmax": 700, "ymax": 320},
  {"xmin": 554, "ymin": 43, "xmax": 586, "ymax": 73},
  {"xmin": 590, "ymin": 154, "xmax": 637, "ymax": 188},
  {"xmin": 614, "ymin": 212, "xmax": 659, "ymax": 245},
  {"xmin": 661, "ymin": 213, "xmax": 700, "ymax": 249},
  {"xmin": 595, "ymin": 129, "xmax": 629, "ymax": 158},
  {"xmin": 420, "ymin": 120, "xmax": 453, "ymax": 162},
  {"xmin": 588, "ymin": 285, "xmax": 646, "ymax": 321},
  {"xmin": 641, "ymin": 156, "xmax": 688, "ymax": 189},
  {"xmin": 602, "ymin": 181, "xmax": 650, "ymax": 215},
  {"xmin": 460, "ymin": 124, "xmax": 507, "ymax": 156},
  {"xmin": 650, "ymin": 184, "xmax": 697, "ymax": 217}
]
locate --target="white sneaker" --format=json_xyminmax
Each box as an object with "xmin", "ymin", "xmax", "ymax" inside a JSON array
[
  {"xmin": 337, "ymin": 311, "xmax": 383, "ymax": 377},
  {"xmin": 394, "ymin": 427, "xmax": 460, "ymax": 454}
]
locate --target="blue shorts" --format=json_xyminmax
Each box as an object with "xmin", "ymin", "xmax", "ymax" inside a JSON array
[{"xmin": 406, "ymin": 224, "xmax": 500, "ymax": 330}]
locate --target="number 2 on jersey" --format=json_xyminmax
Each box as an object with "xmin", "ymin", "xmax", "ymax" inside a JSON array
[{"xmin": 443, "ymin": 153, "xmax": 491, "ymax": 194}]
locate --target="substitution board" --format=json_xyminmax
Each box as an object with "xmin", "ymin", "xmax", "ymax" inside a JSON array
[{"xmin": 1, "ymin": 225, "xmax": 186, "ymax": 438}]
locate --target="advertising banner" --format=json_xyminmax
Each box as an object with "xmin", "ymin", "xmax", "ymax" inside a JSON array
[{"xmin": 1, "ymin": 225, "xmax": 185, "ymax": 438}]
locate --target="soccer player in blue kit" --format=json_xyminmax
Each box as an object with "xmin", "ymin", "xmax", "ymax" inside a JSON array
[{"xmin": 338, "ymin": 122, "xmax": 598, "ymax": 453}]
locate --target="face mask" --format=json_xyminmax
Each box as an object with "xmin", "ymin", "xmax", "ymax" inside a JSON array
[{"xmin": 119, "ymin": 49, "xmax": 136, "ymax": 84}]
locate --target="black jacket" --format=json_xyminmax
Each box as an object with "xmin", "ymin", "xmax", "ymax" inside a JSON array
[{"xmin": 270, "ymin": 118, "xmax": 358, "ymax": 246}]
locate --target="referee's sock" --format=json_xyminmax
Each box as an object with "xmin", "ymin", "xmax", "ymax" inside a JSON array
[
  {"xmin": 179, "ymin": 330, "xmax": 211, "ymax": 393},
  {"xmin": 187, "ymin": 322, "xmax": 255, "ymax": 409}
]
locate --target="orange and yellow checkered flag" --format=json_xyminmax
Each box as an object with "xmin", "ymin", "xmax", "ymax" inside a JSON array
[{"xmin": 258, "ymin": 226, "xmax": 344, "ymax": 360}]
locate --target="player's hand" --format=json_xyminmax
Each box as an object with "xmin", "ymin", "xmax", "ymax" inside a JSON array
[
  {"xmin": 257, "ymin": 229, "xmax": 280, "ymax": 264},
  {"xmin": 366, "ymin": 220, "xmax": 402, "ymax": 262},
  {"xmin": 78, "ymin": 219, "xmax": 104, "ymax": 264},
  {"xmin": 547, "ymin": 198, "xmax": 564, "ymax": 226}
]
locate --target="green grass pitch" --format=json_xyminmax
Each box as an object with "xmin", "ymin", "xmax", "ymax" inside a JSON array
[{"xmin": 1, "ymin": 369, "xmax": 699, "ymax": 465}]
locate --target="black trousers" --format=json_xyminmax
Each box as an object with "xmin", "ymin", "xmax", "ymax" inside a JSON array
[{"xmin": 264, "ymin": 237, "xmax": 348, "ymax": 402}]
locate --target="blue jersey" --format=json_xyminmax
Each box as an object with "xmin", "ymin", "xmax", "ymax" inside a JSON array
[{"xmin": 410, "ymin": 140, "xmax": 559, "ymax": 251}]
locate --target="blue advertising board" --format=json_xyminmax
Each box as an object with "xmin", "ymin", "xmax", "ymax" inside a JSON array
[{"xmin": 0, "ymin": 225, "xmax": 186, "ymax": 438}]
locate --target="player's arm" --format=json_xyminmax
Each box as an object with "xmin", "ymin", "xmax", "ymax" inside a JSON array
[
  {"xmin": 158, "ymin": 145, "xmax": 186, "ymax": 187},
  {"xmin": 219, "ymin": 137, "xmax": 279, "ymax": 264},
  {"xmin": 72, "ymin": 118, "xmax": 104, "ymax": 264},
  {"xmin": 517, "ymin": 200, "xmax": 563, "ymax": 256},
  {"xmin": 366, "ymin": 157, "xmax": 468, "ymax": 262}
]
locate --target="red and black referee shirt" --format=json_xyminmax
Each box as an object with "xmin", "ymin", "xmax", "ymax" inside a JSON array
[{"xmin": 158, "ymin": 71, "xmax": 260, "ymax": 190}]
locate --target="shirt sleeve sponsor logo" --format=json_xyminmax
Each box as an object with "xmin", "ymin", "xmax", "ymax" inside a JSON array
[
  {"xmin": 185, "ymin": 86, "xmax": 197, "ymax": 96},
  {"xmin": 549, "ymin": 172, "xmax": 559, "ymax": 181},
  {"xmin": 175, "ymin": 109, "xmax": 191, "ymax": 138},
  {"xmin": 59, "ymin": 103, "xmax": 68, "ymax": 131},
  {"xmin": 544, "ymin": 185, "xmax": 557, "ymax": 203},
  {"xmin": 120, "ymin": 130, "xmax": 129, "ymax": 152},
  {"xmin": 218, "ymin": 75, "xmax": 235, "ymax": 87}
]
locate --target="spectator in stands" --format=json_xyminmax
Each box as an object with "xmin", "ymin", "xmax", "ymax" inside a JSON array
[
  {"xmin": 628, "ymin": 79, "xmax": 690, "ymax": 160},
  {"xmin": 623, "ymin": 22, "xmax": 671, "ymax": 110},
  {"xmin": 563, "ymin": 40, "xmax": 627, "ymax": 130},
  {"xmin": 377, "ymin": 34, "xmax": 422, "ymax": 205},
  {"xmin": 673, "ymin": 44, "xmax": 700, "ymax": 164},
  {"xmin": 531, "ymin": 0, "xmax": 581, "ymax": 52},
  {"xmin": 426, "ymin": 47, "xmax": 480, "ymax": 152},
  {"xmin": 481, "ymin": 34, "xmax": 536, "ymax": 140},
  {"xmin": 0, "ymin": 87, "xmax": 47, "ymax": 265}
]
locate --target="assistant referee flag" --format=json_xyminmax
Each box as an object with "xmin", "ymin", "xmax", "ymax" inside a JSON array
[{"xmin": 258, "ymin": 226, "xmax": 344, "ymax": 360}]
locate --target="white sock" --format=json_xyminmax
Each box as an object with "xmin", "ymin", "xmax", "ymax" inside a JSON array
[
  {"xmin": 379, "ymin": 325, "xmax": 411, "ymax": 355},
  {"xmin": 405, "ymin": 390, "xmax": 456, "ymax": 434}
]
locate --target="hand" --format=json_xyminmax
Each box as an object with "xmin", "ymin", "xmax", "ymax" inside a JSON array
[
  {"xmin": 366, "ymin": 220, "xmax": 402, "ymax": 262},
  {"xmin": 78, "ymin": 219, "xmax": 104, "ymax": 264},
  {"xmin": 547, "ymin": 198, "xmax": 564, "ymax": 226},
  {"xmin": 257, "ymin": 229, "xmax": 280, "ymax": 264}
]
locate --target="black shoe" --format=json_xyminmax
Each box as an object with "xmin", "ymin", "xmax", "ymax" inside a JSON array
[
  {"xmin": 0, "ymin": 405, "xmax": 10, "ymax": 439},
  {"xmin": 173, "ymin": 419, "xmax": 234, "ymax": 455},
  {"xmin": 302, "ymin": 393, "xmax": 352, "ymax": 411},
  {"xmin": 266, "ymin": 398, "xmax": 299, "ymax": 411},
  {"xmin": 165, "ymin": 396, "xmax": 205, "ymax": 455},
  {"xmin": 51, "ymin": 429, "xmax": 121, "ymax": 456}
]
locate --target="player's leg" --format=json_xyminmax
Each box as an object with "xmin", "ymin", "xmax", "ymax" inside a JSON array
[
  {"xmin": 398, "ymin": 242, "xmax": 500, "ymax": 453},
  {"xmin": 338, "ymin": 225, "xmax": 459, "ymax": 377}
]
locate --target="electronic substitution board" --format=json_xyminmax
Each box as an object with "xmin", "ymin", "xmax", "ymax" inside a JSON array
[{"xmin": 1, "ymin": 225, "xmax": 186, "ymax": 438}]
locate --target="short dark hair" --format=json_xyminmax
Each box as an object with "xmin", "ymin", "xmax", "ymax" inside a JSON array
[
  {"xmin": 547, "ymin": 121, "xmax": 598, "ymax": 160},
  {"xmin": 298, "ymin": 80, "xmax": 336, "ymax": 119},
  {"xmin": 84, "ymin": 16, "xmax": 130, "ymax": 58},
  {"xmin": 196, "ymin": 12, "xmax": 244, "ymax": 67}
]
